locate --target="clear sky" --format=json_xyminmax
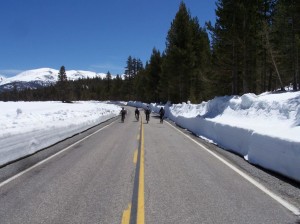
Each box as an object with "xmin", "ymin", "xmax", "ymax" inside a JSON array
[{"xmin": 0, "ymin": 0, "xmax": 216, "ymax": 77}]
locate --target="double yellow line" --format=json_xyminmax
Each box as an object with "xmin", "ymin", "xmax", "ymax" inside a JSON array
[
  {"xmin": 137, "ymin": 119, "xmax": 145, "ymax": 223},
  {"xmin": 122, "ymin": 118, "xmax": 145, "ymax": 224}
]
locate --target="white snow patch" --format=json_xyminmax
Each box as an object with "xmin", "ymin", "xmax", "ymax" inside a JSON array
[{"xmin": 0, "ymin": 101, "xmax": 120, "ymax": 166}]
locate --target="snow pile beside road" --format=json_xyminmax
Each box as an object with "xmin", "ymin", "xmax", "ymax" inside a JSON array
[
  {"xmin": 130, "ymin": 91, "xmax": 300, "ymax": 182},
  {"xmin": 0, "ymin": 101, "xmax": 120, "ymax": 166}
]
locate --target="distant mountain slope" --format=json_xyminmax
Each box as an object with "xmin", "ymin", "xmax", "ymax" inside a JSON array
[
  {"xmin": 0, "ymin": 75, "xmax": 6, "ymax": 84},
  {"xmin": 0, "ymin": 68, "xmax": 110, "ymax": 92}
]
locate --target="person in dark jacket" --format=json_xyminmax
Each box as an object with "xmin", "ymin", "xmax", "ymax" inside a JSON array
[
  {"xmin": 135, "ymin": 107, "xmax": 140, "ymax": 121},
  {"xmin": 145, "ymin": 106, "xmax": 151, "ymax": 123},
  {"xmin": 159, "ymin": 107, "xmax": 165, "ymax": 123},
  {"xmin": 120, "ymin": 107, "xmax": 126, "ymax": 122}
]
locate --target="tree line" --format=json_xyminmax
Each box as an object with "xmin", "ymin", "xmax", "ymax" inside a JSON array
[{"xmin": 1, "ymin": 0, "xmax": 299, "ymax": 103}]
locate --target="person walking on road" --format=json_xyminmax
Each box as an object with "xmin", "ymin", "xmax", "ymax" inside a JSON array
[
  {"xmin": 145, "ymin": 106, "xmax": 151, "ymax": 123},
  {"xmin": 159, "ymin": 107, "xmax": 165, "ymax": 123},
  {"xmin": 120, "ymin": 107, "xmax": 126, "ymax": 122},
  {"xmin": 135, "ymin": 107, "xmax": 140, "ymax": 121}
]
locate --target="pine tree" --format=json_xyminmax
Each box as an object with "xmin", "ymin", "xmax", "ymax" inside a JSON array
[
  {"xmin": 209, "ymin": 0, "xmax": 273, "ymax": 95},
  {"xmin": 190, "ymin": 17, "xmax": 211, "ymax": 102},
  {"xmin": 256, "ymin": 0, "xmax": 276, "ymax": 92},
  {"xmin": 105, "ymin": 71, "xmax": 112, "ymax": 99},
  {"xmin": 163, "ymin": 2, "xmax": 195, "ymax": 103},
  {"xmin": 57, "ymin": 66, "xmax": 68, "ymax": 102},
  {"xmin": 145, "ymin": 48, "xmax": 162, "ymax": 102},
  {"xmin": 124, "ymin": 56, "xmax": 144, "ymax": 100},
  {"xmin": 134, "ymin": 68, "xmax": 148, "ymax": 101},
  {"xmin": 208, "ymin": 0, "xmax": 243, "ymax": 96},
  {"xmin": 272, "ymin": 0, "xmax": 300, "ymax": 90},
  {"xmin": 111, "ymin": 74, "xmax": 123, "ymax": 100},
  {"xmin": 160, "ymin": 1, "xmax": 213, "ymax": 103}
]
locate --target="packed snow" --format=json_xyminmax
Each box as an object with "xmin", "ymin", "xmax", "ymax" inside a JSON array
[
  {"xmin": 128, "ymin": 91, "xmax": 300, "ymax": 182},
  {"xmin": 0, "ymin": 101, "xmax": 120, "ymax": 166}
]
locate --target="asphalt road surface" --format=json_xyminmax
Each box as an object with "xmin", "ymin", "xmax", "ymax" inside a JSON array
[{"xmin": 0, "ymin": 107, "xmax": 299, "ymax": 224}]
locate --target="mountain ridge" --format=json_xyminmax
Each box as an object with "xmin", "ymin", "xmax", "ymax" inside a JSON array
[{"xmin": 0, "ymin": 68, "xmax": 122, "ymax": 92}]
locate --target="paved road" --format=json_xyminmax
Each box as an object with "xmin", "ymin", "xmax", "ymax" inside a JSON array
[
  {"xmin": 0, "ymin": 107, "xmax": 299, "ymax": 223},
  {"xmin": 0, "ymin": 109, "xmax": 139, "ymax": 224},
  {"xmin": 143, "ymin": 116, "xmax": 299, "ymax": 223}
]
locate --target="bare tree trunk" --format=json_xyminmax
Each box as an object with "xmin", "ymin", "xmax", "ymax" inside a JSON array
[
  {"xmin": 262, "ymin": 51, "xmax": 267, "ymax": 92},
  {"xmin": 297, "ymin": 45, "xmax": 299, "ymax": 90},
  {"xmin": 232, "ymin": 10, "xmax": 239, "ymax": 95},
  {"xmin": 242, "ymin": 11, "xmax": 249, "ymax": 94},
  {"xmin": 268, "ymin": 68, "xmax": 273, "ymax": 91},
  {"xmin": 291, "ymin": 16, "xmax": 298, "ymax": 91},
  {"xmin": 232, "ymin": 39, "xmax": 239, "ymax": 95},
  {"xmin": 263, "ymin": 21, "xmax": 284, "ymax": 91},
  {"xmin": 295, "ymin": 36, "xmax": 299, "ymax": 90}
]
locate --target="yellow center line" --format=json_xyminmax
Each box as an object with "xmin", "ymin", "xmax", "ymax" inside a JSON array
[
  {"xmin": 121, "ymin": 115, "xmax": 145, "ymax": 224},
  {"xmin": 137, "ymin": 118, "xmax": 145, "ymax": 224},
  {"xmin": 121, "ymin": 203, "xmax": 131, "ymax": 224},
  {"xmin": 133, "ymin": 149, "xmax": 138, "ymax": 164}
]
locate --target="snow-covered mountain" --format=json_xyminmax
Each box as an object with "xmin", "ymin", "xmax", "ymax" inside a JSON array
[{"xmin": 0, "ymin": 68, "xmax": 110, "ymax": 92}]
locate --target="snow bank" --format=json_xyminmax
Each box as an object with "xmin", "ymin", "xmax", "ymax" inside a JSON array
[
  {"xmin": 129, "ymin": 92, "xmax": 300, "ymax": 182},
  {"xmin": 0, "ymin": 101, "xmax": 120, "ymax": 166}
]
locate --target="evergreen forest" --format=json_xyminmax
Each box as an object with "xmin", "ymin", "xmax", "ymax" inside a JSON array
[{"xmin": 1, "ymin": 0, "xmax": 299, "ymax": 103}]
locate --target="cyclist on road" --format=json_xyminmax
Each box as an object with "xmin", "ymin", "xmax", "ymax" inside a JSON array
[
  {"xmin": 145, "ymin": 106, "xmax": 151, "ymax": 123},
  {"xmin": 135, "ymin": 107, "xmax": 140, "ymax": 121},
  {"xmin": 120, "ymin": 107, "xmax": 126, "ymax": 122},
  {"xmin": 159, "ymin": 107, "xmax": 165, "ymax": 123}
]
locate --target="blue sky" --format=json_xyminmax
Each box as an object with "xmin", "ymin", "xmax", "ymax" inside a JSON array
[{"xmin": 0, "ymin": 0, "xmax": 216, "ymax": 77}]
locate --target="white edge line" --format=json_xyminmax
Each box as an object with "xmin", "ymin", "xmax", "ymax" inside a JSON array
[
  {"xmin": 165, "ymin": 121, "xmax": 300, "ymax": 216},
  {"xmin": 0, "ymin": 121, "xmax": 115, "ymax": 188}
]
